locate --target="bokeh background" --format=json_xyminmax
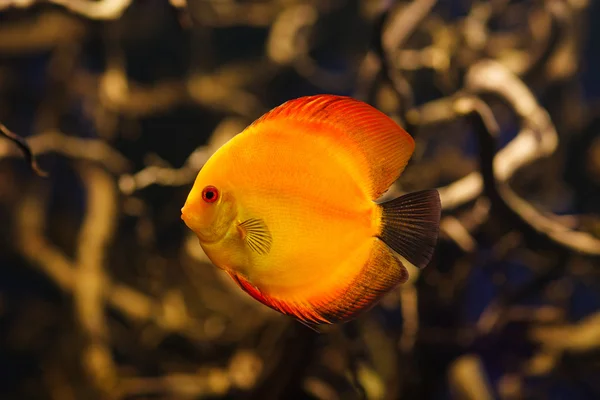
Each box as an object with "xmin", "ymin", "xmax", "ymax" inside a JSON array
[{"xmin": 1, "ymin": 0, "xmax": 599, "ymax": 399}]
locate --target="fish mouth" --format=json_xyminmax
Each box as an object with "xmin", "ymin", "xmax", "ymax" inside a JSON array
[
  {"xmin": 180, "ymin": 205, "xmax": 219, "ymax": 244},
  {"xmin": 180, "ymin": 205, "xmax": 194, "ymax": 229}
]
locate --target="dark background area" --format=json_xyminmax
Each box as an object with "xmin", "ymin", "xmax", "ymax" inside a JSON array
[{"xmin": 0, "ymin": 1, "xmax": 599, "ymax": 399}]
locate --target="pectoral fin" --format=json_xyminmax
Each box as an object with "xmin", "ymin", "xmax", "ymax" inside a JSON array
[{"xmin": 237, "ymin": 218, "xmax": 273, "ymax": 255}]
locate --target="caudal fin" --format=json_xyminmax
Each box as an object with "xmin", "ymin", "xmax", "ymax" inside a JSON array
[{"xmin": 378, "ymin": 189, "xmax": 441, "ymax": 269}]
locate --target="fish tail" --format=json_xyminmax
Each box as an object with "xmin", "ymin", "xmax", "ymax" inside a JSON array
[{"xmin": 378, "ymin": 189, "xmax": 441, "ymax": 269}]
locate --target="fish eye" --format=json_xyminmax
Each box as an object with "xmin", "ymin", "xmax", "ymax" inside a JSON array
[{"xmin": 201, "ymin": 186, "xmax": 219, "ymax": 203}]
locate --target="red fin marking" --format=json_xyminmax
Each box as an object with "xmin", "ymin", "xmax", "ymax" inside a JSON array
[
  {"xmin": 227, "ymin": 239, "xmax": 408, "ymax": 325},
  {"xmin": 247, "ymin": 95, "xmax": 415, "ymax": 199},
  {"xmin": 227, "ymin": 271, "xmax": 329, "ymax": 324}
]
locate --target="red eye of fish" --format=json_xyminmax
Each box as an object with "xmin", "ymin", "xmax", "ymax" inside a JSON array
[{"xmin": 202, "ymin": 186, "xmax": 219, "ymax": 203}]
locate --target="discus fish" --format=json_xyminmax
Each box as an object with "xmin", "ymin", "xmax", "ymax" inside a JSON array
[{"xmin": 181, "ymin": 95, "xmax": 441, "ymax": 327}]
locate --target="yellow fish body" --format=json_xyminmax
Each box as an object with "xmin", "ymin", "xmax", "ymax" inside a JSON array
[{"xmin": 182, "ymin": 95, "xmax": 441, "ymax": 325}]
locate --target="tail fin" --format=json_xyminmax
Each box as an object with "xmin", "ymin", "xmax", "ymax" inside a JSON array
[{"xmin": 378, "ymin": 189, "xmax": 441, "ymax": 269}]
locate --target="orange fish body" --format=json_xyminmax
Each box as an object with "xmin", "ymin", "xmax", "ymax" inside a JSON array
[{"xmin": 181, "ymin": 95, "xmax": 441, "ymax": 325}]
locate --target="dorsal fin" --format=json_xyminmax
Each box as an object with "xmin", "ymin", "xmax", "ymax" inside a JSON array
[{"xmin": 246, "ymin": 95, "xmax": 415, "ymax": 199}]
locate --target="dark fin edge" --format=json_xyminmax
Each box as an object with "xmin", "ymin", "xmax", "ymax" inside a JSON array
[
  {"xmin": 296, "ymin": 319, "xmax": 323, "ymax": 333},
  {"xmin": 378, "ymin": 189, "xmax": 441, "ymax": 269}
]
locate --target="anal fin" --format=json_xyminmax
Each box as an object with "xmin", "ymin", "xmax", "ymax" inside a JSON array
[
  {"xmin": 228, "ymin": 240, "xmax": 409, "ymax": 325},
  {"xmin": 311, "ymin": 239, "xmax": 409, "ymax": 323},
  {"xmin": 226, "ymin": 270, "xmax": 329, "ymax": 324}
]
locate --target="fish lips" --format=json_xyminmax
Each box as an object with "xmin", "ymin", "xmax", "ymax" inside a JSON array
[
  {"xmin": 180, "ymin": 205, "xmax": 197, "ymax": 231},
  {"xmin": 180, "ymin": 204, "xmax": 217, "ymax": 243}
]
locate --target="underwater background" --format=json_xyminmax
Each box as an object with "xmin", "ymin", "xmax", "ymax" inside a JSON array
[{"xmin": 0, "ymin": 0, "xmax": 599, "ymax": 399}]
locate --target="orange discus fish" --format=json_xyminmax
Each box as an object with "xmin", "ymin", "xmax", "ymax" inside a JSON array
[{"xmin": 181, "ymin": 95, "xmax": 441, "ymax": 327}]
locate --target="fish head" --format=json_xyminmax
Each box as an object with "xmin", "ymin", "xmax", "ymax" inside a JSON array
[{"xmin": 181, "ymin": 169, "xmax": 236, "ymax": 245}]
